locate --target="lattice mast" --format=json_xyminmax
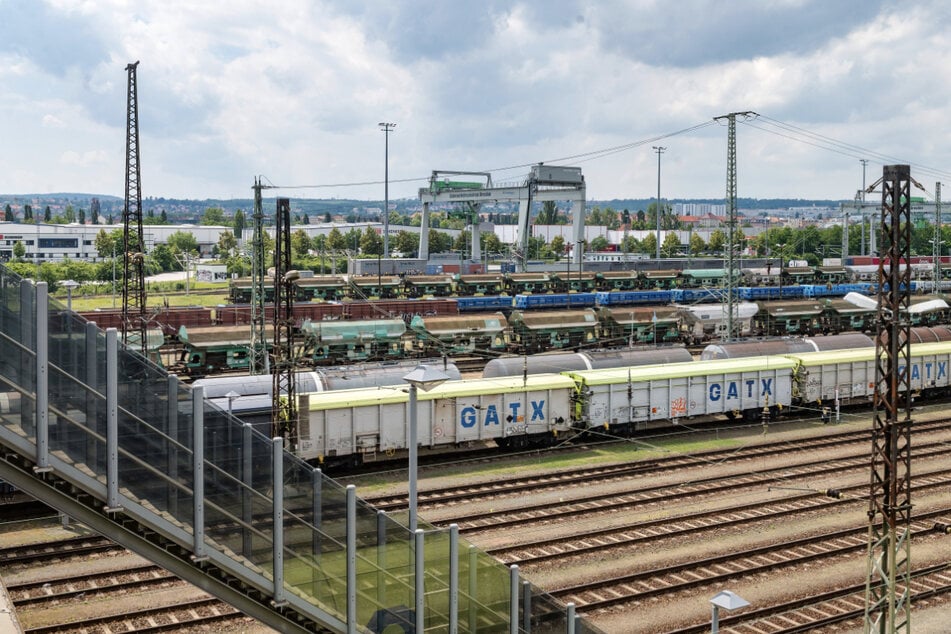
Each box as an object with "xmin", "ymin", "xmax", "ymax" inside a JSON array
[
  {"xmin": 714, "ymin": 111, "xmax": 755, "ymax": 341},
  {"xmin": 271, "ymin": 198, "xmax": 298, "ymax": 446},
  {"xmin": 121, "ymin": 61, "xmax": 148, "ymax": 353},
  {"xmin": 933, "ymin": 182, "xmax": 942, "ymax": 292},
  {"xmin": 249, "ymin": 177, "xmax": 270, "ymax": 374},
  {"xmin": 863, "ymin": 164, "xmax": 913, "ymax": 634}
]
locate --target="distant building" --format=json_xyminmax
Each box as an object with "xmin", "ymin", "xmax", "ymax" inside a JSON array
[{"xmin": 674, "ymin": 202, "xmax": 727, "ymax": 217}]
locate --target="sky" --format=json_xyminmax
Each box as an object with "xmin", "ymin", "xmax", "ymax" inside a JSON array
[{"xmin": 2, "ymin": 0, "xmax": 951, "ymax": 204}]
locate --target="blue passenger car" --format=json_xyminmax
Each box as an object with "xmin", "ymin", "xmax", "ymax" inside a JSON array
[
  {"xmin": 514, "ymin": 293, "xmax": 597, "ymax": 309},
  {"xmin": 595, "ymin": 290, "xmax": 674, "ymax": 306},
  {"xmin": 456, "ymin": 295, "xmax": 513, "ymax": 312}
]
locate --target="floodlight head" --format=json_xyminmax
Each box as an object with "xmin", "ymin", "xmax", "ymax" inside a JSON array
[
  {"xmin": 403, "ymin": 364, "xmax": 450, "ymax": 392},
  {"xmin": 710, "ymin": 590, "xmax": 750, "ymax": 610},
  {"xmin": 283, "ymin": 269, "xmax": 301, "ymax": 282},
  {"xmin": 908, "ymin": 298, "xmax": 949, "ymax": 314}
]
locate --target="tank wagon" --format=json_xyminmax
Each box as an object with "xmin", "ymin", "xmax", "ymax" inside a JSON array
[
  {"xmin": 194, "ymin": 360, "xmax": 462, "ymax": 433},
  {"xmin": 700, "ymin": 333, "xmax": 875, "ymax": 360},
  {"xmin": 482, "ymin": 347, "xmax": 694, "ymax": 378}
]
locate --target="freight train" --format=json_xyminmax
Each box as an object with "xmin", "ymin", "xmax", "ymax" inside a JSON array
[
  {"xmin": 285, "ymin": 339, "xmax": 951, "ymax": 467},
  {"xmin": 170, "ymin": 293, "xmax": 951, "ymax": 375},
  {"xmin": 227, "ymin": 260, "xmax": 951, "ymax": 303}
]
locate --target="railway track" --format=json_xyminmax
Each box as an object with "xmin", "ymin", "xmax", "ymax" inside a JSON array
[
  {"xmin": 6, "ymin": 563, "xmax": 175, "ymax": 606},
  {"xmin": 21, "ymin": 596, "xmax": 244, "ymax": 634},
  {"xmin": 0, "ymin": 535, "xmax": 118, "ymax": 566},
  {"xmin": 361, "ymin": 420, "xmax": 951, "ymax": 512},
  {"xmin": 549, "ymin": 511, "xmax": 951, "ymax": 613},
  {"xmin": 661, "ymin": 564, "xmax": 951, "ymax": 633},
  {"xmin": 488, "ymin": 467, "xmax": 951, "ymax": 565}
]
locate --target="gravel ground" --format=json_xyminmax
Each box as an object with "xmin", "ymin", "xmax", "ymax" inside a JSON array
[{"xmin": 2, "ymin": 406, "xmax": 949, "ymax": 633}]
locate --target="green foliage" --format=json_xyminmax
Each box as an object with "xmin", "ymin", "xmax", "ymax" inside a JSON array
[
  {"xmin": 536, "ymin": 201, "xmax": 559, "ymax": 225},
  {"xmin": 327, "ymin": 227, "xmax": 347, "ymax": 251},
  {"xmin": 359, "ymin": 226, "xmax": 382, "ymax": 255},
  {"xmin": 291, "ymin": 229, "xmax": 311, "ymax": 257},
  {"xmin": 641, "ymin": 232, "xmax": 657, "ymax": 256},
  {"xmin": 217, "ymin": 231, "xmax": 238, "ymax": 257},
  {"xmin": 232, "ymin": 209, "xmax": 245, "ymax": 238},
  {"xmin": 690, "ymin": 233, "xmax": 706, "ymax": 256},
  {"xmin": 661, "ymin": 232, "xmax": 682, "ymax": 257},
  {"xmin": 707, "ymin": 229, "xmax": 726, "ymax": 254},
  {"xmin": 94, "ymin": 228, "xmax": 125, "ymax": 258},
  {"xmin": 12, "ymin": 241, "xmax": 25, "ymax": 260},
  {"xmin": 549, "ymin": 235, "xmax": 566, "ymax": 257},
  {"xmin": 589, "ymin": 236, "xmax": 610, "ymax": 251},
  {"xmin": 200, "ymin": 206, "xmax": 226, "ymax": 226},
  {"xmin": 166, "ymin": 230, "xmax": 200, "ymax": 255},
  {"xmin": 3, "ymin": 204, "xmax": 12, "ymax": 222},
  {"xmin": 393, "ymin": 230, "xmax": 419, "ymax": 257},
  {"xmin": 429, "ymin": 230, "xmax": 452, "ymax": 254},
  {"xmin": 150, "ymin": 243, "xmax": 176, "ymax": 272}
]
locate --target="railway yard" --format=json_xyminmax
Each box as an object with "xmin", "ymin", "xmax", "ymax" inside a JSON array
[{"xmin": 2, "ymin": 404, "xmax": 950, "ymax": 633}]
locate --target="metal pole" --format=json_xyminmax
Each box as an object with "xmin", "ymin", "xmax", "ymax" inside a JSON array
[
  {"xmin": 380, "ymin": 122, "xmax": 396, "ymax": 258},
  {"xmin": 711, "ymin": 604, "xmax": 720, "ymax": 634},
  {"xmin": 653, "ymin": 146, "xmax": 666, "ymax": 260},
  {"xmin": 192, "ymin": 385, "xmax": 206, "ymax": 559},
  {"xmin": 509, "ymin": 565, "xmax": 519, "ymax": 634},
  {"xmin": 105, "ymin": 328, "xmax": 119, "ymax": 510},
  {"xmin": 408, "ymin": 382, "xmax": 419, "ymax": 532},
  {"xmin": 35, "ymin": 282, "xmax": 49, "ymax": 471},
  {"xmin": 415, "ymin": 529, "xmax": 425, "ymax": 634},
  {"xmin": 272, "ymin": 437, "xmax": 285, "ymax": 605},
  {"xmin": 346, "ymin": 485, "xmax": 357, "ymax": 634},
  {"xmin": 567, "ymin": 603, "xmax": 576, "ymax": 634},
  {"xmin": 449, "ymin": 524, "xmax": 459, "ymax": 634}
]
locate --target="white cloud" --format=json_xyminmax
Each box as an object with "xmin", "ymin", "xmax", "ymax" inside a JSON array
[{"xmin": 1, "ymin": 0, "xmax": 950, "ymax": 201}]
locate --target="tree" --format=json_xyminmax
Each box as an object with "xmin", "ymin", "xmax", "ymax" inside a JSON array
[
  {"xmin": 160, "ymin": 209, "xmax": 168, "ymax": 223},
  {"xmin": 200, "ymin": 206, "xmax": 226, "ymax": 226},
  {"xmin": 327, "ymin": 227, "xmax": 346, "ymax": 251},
  {"xmin": 393, "ymin": 230, "xmax": 419, "ymax": 257},
  {"xmin": 78, "ymin": 208, "xmax": 86, "ymax": 224},
  {"xmin": 429, "ymin": 230, "xmax": 452, "ymax": 254},
  {"xmin": 291, "ymin": 229, "xmax": 312, "ymax": 257},
  {"xmin": 150, "ymin": 243, "xmax": 176, "ymax": 272},
  {"xmin": 44, "ymin": 206, "xmax": 52, "ymax": 222},
  {"xmin": 166, "ymin": 230, "xmax": 200, "ymax": 256},
  {"xmin": 690, "ymin": 233, "xmax": 706, "ymax": 256},
  {"xmin": 91, "ymin": 205, "xmax": 99, "ymax": 225},
  {"xmin": 708, "ymin": 229, "xmax": 726, "ymax": 254},
  {"xmin": 621, "ymin": 235, "xmax": 640, "ymax": 253},
  {"xmin": 536, "ymin": 201, "xmax": 558, "ymax": 225},
  {"xmin": 359, "ymin": 227, "xmax": 382, "ymax": 255},
  {"xmin": 589, "ymin": 236, "xmax": 609, "ymax": 251},
  {"xmin": 4, "ymin": 204, "xmax": 13, "ymax": 222},
  {"xmin": 217, "ymin": 231, "xmax": 238, "ymax": 257},
  {"xmin": 229, "ymin": 209, "xmax": 244, "ymax": 241},
  {"xmin": 641, "ymin": 232, "xmax": 657, "ymax": 256},
  {"xmin": 12, "ymin": 241, "xmax": 25, "ymax": 260},
  {"xmin": 94, "ymin": 228, "xmax": 125, "ymax": 258},
  {"xmin": 481, "ymin": 231, "xmax": 503, "ymax": 256},
  {"xmin": 302, "ymin": 214, "xmax": 310, "ymax": 225},
  {"xmin": 661, "ymin": 232, "xmax": 681, "ymax": 257},
  {"xmin": 23, "ymin": 204, "xmax": 32, "ymax": 221},
  {"xmin": 64, "ymin": 205, "xmax": 76, "ymax": 223},
  {"xmin": 549, "ymin": 235, "xmax": 566, "ymax": 257},
  {"xmin": 323, "ymin": 212, "xmax": 332, "ymax": 223}
]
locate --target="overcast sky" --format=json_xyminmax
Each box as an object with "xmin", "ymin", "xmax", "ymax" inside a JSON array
[{"xmin": 2, "ymin": 0, "xmax": 950, "ymax": 203}]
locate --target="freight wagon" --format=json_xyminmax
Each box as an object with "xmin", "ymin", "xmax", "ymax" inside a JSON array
[
  {"xmin": 566, "ymin": 356, "xmax": 797, "ymax": 435},
  {"xmin": 296, "ymin": 374, "xmax": 578, "ymax": 466}
]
